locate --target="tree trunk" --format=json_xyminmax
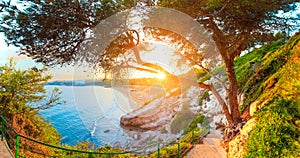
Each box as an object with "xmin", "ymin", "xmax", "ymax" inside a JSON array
[
  {"xmin": 211, "ymin": 85, "xmax": 234, "ymax": 125},
  {"xmin": 225, "ymin": 60, "xmax": 241, "ymax": 126}
]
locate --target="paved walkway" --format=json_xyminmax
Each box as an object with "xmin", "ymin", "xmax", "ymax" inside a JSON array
[
  {"xmin": 0, "ymin": 139, "xmax": 12, "ymax": 158},
  {"xmin": 186, "ymin": 130, "xmax": 227, "ymax": 158}
]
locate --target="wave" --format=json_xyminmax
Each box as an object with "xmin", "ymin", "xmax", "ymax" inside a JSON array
[{"xmin": 90, "ymin": 120, "xmax": 97, "ymax": 137}]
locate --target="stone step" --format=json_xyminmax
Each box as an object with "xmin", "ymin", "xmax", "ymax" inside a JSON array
[
  {"xmin": 203, "ymin": 138, "xmax": 221, "ymax": 146},
  {"xmin": 186, "ymin": 144, "xmax": 227, "ymax": 158},
  {"xmin": 206, "ymin": 133, "xmax": 218, "ymax": 138},
  {"xmin": 0, "ymin": 139, "xmax": 12, "ymax": 158},
  {"xmin": 206, "ymin": 130, "xmax": 223, "ymax": 139}
]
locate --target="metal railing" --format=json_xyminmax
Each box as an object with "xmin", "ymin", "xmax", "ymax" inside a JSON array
[{"xmin": 0, "ymin": 115, "xmax": 207, "ymax": 158}]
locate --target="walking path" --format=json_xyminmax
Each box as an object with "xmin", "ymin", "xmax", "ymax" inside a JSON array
[
  {"xmin": 186, "ymin": 130, "xmax": 227, "ymax": 158},
  {"xmin": 0, "ymin": 138, "xmax": 12, "ymax": 158},
  {"xmin": 1, "ymin": 130, "xmax": 227, "ymax": 158}
]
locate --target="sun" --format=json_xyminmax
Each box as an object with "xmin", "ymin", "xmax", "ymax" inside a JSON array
[{"xmin": 156, "ymin": 72, "xmax": 166, "ymax": 79}]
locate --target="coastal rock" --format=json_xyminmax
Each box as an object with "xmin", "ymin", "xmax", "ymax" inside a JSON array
[
  {"xmin": 250, "ymin": 99, "xmax": 271, "ymax": 116},
  {"xmin": 120, "ymin": 91, "xmax": 181, "ymax": 130},
  {"xmin": 133, "ymin": 133, "xmax": 140, "ymax": 140},
  {"xmin": 249, "ymin": 101, "xmax": 259, "ymax": 116},
  {"xmin": 237, "ymin": 93, "xmax": 245, "ymax": 108},
  {"xmin": 228, "ymin": 118, "xmax": 257, "ymax": 158},
  {"xmin": 113, "ymin": 141, "xmax": 122, "ymax": 149}
]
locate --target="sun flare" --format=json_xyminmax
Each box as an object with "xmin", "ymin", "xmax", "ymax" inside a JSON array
[{"xmin": 156, "ymin": 73, "xmax": 166, "ymax": 79}]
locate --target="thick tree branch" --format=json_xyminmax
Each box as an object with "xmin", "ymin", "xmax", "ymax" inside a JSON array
[
  {"xmin": 198, "ymin": 82, "xmax": 212, "ymax": 91},
  {"xmin": 232, "ymin": 38, "xmax": 249, "ymax": 58},
  {"xmin": 231, "ymin": 32, "xmax": 250, "ymax": 58},
  {"xmin": 132, "ymin": 47, "xmax": 173, "ymax": 76},
  {"xmin": 121, "ymin": 64, "xmax": 159, "ymax": 74},
  {"xmin": 200, "ymin": 17, "xmax": 230, "ymax": 61}
]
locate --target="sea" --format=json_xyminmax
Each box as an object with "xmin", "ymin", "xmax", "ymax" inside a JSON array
[{"xmin": 39, "ymin": 85, "xmax": 135, "ymax": 147}]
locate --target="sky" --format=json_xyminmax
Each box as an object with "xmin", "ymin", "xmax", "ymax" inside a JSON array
[
  {"xmin": 0, "ymin": 33, "xmax": 186, "ymax": 81},
  {"xmin": 0, "ymin": 32, "xmax": 95, "ymax": 81},
  {"xmin": 0, "ymin": 33, "xmax": 41, "ymax": 68}
]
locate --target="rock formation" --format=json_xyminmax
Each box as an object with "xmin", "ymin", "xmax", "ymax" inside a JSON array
[{"xmin": 120, "ymin": 88, "xmax": 181, "ymax": 131}]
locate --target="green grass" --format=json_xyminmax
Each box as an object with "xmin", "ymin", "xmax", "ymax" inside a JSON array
[
  {"xmin": 234, "ymin": 36, "xmax": 299, "ymax": 112},
  {"xmin": 183, "ymin": 114, "xmax": 205, "ymax": 135},
  {"xmin": 243, "ymin": 34, "xmax": 300, "ymax": 157},
  {"xmin": 245, "ymin": 96, "xmax": 300, "ymax": 158}
]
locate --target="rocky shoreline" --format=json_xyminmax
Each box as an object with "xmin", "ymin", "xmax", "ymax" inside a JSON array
[
  {"xmin": 120, "ymin": 87, "xmax": 181, "ymax": 131},
  {"xmin": 112, "ymin": 84, "xmax": 229, "ymax": 153}
]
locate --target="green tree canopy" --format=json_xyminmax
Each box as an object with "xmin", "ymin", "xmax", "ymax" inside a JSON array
[
  {"xmin": 0, "ymin": 59, "xmax": 64, "ymax": 156},
  {"xmin": 0, "ymin": 59, "xmax": 64, "ymax": 117},
  {"xmin": 0, "ymin": 0, "xmax": 135, "ymax": 66}
]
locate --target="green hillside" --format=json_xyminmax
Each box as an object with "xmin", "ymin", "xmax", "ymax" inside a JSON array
[{"xmin": 232, "ymin": 33, "xmax": 300, "ymax": 157}]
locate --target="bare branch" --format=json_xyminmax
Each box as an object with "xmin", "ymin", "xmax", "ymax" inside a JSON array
[
  {"xmin": 200, "ymin": 17, "xmax": 229, "ymax": 61},
  {"xmin": 198, "ymin": 82, "xmax": 233, "ymax": 125},
  {"xmin": 198, "ymin": 63, "xmax": 229, "ymax": 92},
  {"xmin": 198, "ymin": 1, "xmax": 229, "ymax": 18},
  {"xmin": 0, "ymin": 0, "xmax": 11, "ymax": 12}
]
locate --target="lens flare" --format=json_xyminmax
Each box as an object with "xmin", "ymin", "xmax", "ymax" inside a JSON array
[{"xmin": 156, "ymin": 72, "xmax": 166, "ymax": 79}]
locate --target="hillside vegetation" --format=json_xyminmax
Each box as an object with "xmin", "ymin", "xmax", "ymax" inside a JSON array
[
  {"xmin": 229, "ymin": 33, "xmax": 300, "ymax": 157},
  {"xmin": 0, "ymin": 60, "xmax": 128, "ymax": 157}
]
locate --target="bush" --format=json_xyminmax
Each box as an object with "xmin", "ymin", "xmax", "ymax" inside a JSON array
[
  {"xmin": 0, "ymin": 60, "xmax": 63, "ymax": 157},
  {"xmin": 244, "ymin": 96, "xmax": 300, "ymax": 158},
  {"xmin": 150, "ymin": 142, "xmax": 191, "ymax": 158},
  {"xmin": 197, "ymin": 91, "xmax": 210, "ymax": 106}
]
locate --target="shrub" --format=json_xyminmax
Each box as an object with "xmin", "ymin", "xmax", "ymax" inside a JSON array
[
  {"xmin": 183, "ymin": 114, "xmax": 205, "ymax": 134},
  {"xmin": 244, "ymin": 96, "xmax": 300, "ymax": 158}
]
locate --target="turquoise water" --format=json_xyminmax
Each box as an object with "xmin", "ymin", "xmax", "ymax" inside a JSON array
[{"xmin": 40, "ymin": 86, "xmax": 134, "ymax": 147}]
